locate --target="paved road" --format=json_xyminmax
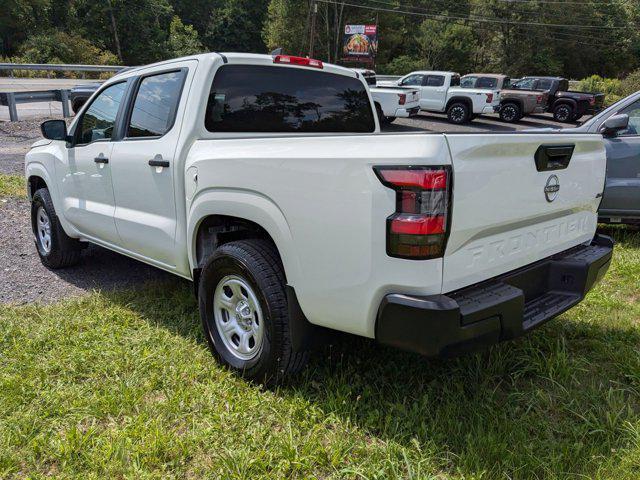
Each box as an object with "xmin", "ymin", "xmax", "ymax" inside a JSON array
[{"xmin": 0, "ymin": 77, "xmax": 99, "ymax": 121}]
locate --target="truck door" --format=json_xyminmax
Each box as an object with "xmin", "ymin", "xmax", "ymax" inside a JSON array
[
  {"xmin": 420, "ymin": 74, "xmax": 448, "ymax": 111},
  {"xmin": 600, "ymin": 99, "xmax": 640, "ymax": 220},
  {"xmin": 109, "ymin": 61, "xmax": 195, "ymax": 268},
  {"xmin": 58, "ymin": 81, "xmax": 128, "ymax": 244},
  {"xmin": 397, "ymin": 73, "xmax": 425, "ymax": 108}
]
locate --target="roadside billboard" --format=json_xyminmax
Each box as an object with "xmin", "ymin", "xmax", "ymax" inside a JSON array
[{"xmin": 342, "ymin": 24, "xmax": 378, "ymax": 62}]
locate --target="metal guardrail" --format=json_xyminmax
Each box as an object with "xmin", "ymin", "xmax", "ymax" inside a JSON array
[
  {"xmin": 0, "ymin": 90, "xmax": 71, "ymax": 121},
  {"xmin": 0, "ymin": 63, "xmax": 126, "ymax": 77},
  {"xmin": 376, "ymin": 75, "xmax": 401, "ymax": 82}
]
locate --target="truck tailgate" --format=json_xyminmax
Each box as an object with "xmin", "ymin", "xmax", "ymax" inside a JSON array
[{"xmin": 442, "ymin": 133, "xmax": 606, "ymax": 293}]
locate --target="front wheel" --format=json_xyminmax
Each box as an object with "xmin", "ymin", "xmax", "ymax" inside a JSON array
[
  {"xmin": 499, "ymin": 102, "xmax": 522, "ymax": 123},
  {"xmin": 198, "ymin": 239, "xmax": 308, "ymax": 385},
  {"xmin": 447, "ymin": 102, "xmax": 470, "ymax": 124},
  {"xmin": 31, "ymin": 188, "xmax": 82, "ymax": 268}
]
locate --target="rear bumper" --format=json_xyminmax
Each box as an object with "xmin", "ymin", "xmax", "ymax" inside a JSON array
[
  {"xmin": 395, "ymin": 106, "xmax": 420, "ymax": 118},
  {"xmin": 376, "ymin": 234, "xmax": 613, "ymax": 357}
]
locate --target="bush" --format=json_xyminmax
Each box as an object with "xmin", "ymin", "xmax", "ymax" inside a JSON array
[
  {"xmin": 578, "ymin": 75, "xmax": 622, "ymax": 106},
  {"xmin": 381, "ymin": 55, "xmax": 426, "ymax": 76},
  {"xmin": 620, "ymin": 70, "xmax": 640, "ymax": 98},
  {"xmin": 12, "ymin": 31, "xmax": 119, "ymax": 78}
]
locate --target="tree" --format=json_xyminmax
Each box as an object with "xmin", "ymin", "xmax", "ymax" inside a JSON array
[
  {"xmin": 167, "ymin": 15, "xmax": 203, "ymax": 57},
  {"xmin": 205, "ymin": 0, "xmax": 268, "ymax": 53}
]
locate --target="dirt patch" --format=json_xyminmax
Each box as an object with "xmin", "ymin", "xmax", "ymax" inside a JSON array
[{"xmin": 0, "ymin": 197, "xmax": 183, "ymax": 305}]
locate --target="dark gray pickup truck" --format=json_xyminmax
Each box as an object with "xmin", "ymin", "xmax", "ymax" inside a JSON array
[
  {"xmin": 578, "ymin": 91, "xmax": 640, "ymax": 225},
  {"xmin": 512, "ymin": 76, "xmax": 605, "ymax": 123}
]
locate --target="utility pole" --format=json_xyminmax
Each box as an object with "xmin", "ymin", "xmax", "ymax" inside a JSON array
[{"xmin": 308, "ymin": 0, "xmax": 318, "ymax": 58}]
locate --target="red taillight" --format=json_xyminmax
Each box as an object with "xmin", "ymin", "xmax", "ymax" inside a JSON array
[
  {"xmin": 485, "ymin": 93, "xmax": 493, "ymax": 103},
  {"xmin": 273, "ymin": 55, "xmax": 323, "ymax": 69},
  {"xmin": 374, "ymin": 166, "xmax": 451, "ymax": 259},
  {"xmin": 536, "ymin": 94, "xmax": 543, "ymax": 103},
  {"xmin": 398, "ymin": 93, "xmax": 406, "ymax": 105}
]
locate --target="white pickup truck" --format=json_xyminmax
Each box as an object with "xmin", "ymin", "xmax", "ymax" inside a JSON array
[
  {"xmin": 378, "ymin": 70, "xmax": 501, "ymax": 124},
  {"xmin": 26, "ymin": 52, "xmax": 614, "ymax": 384},
  {"xmin": 354, "ymin": 69, "xmax": 420, "ymax": 125}
]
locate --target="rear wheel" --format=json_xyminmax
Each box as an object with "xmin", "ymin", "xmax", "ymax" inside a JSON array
[
  {"xmin": 499, "ymin": 102, "xmax": 522, "ymax": 123},
  {"xmin": 553, "ymin": 103, "xmax": 574, "ymax": 123},
  {"xmin": 375, "ymin": 104, "xmax": 394, "ymax": 126},
  {"xmin": 198, "ymin": 239, "xmax": 308, "ymax": 385},
  {"xmin": 31, "ymin": 188, "xmax": 82, "ymax": 268},
  {"xmin": 447, "ymin": 102, "xmax": 470, "ymax": 124}
]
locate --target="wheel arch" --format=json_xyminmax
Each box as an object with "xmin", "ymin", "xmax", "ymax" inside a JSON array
[
  {"xmin": 553, "ymin": 98, "xmax": 578, "ymax": 109},
  {"xmin": 500, "ymin": 98, "xmax": 524, "ymax": 110},
  {"xmin": 446, "ymin": 96, "xmax": 473, "ymax": 111},
  {"xmin": 188, "ymin": 190, "xmax": 300, "ymax": 287}
]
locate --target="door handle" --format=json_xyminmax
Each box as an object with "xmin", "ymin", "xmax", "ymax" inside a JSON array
[
  {"xmin": 534, "ymin": 144, "xmax": 575, "ymax": 171},
  {"xmin": 149, "ymin": 159, "xmax": 170, "ymax": 168},
  {"xmin": 94, "ymin": 156, "xmax": 109, "ymax": 164}
]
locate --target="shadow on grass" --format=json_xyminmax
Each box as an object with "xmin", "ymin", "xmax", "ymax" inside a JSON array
[{"xmin": 101, "ymin": 225, "xmax": 640, "ymax": 478}]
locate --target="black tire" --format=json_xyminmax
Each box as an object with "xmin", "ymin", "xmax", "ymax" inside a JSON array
[
  {"xmin": 71, "ymin": 99, "xmax": 85, "ymax": 114},
  {"xmin": 31, "ymin": 188, "xmax": 82, "ymax": 268},
  {"xmin": 499, "ymin": 102, "xmax": 522, "ymax": 123},
  {"xmin": 198, "ymin": 239, "xmax": 308, "ymax": 385},
  {"xmin": 375, "ymin": 104, "xmax": 391, "ymax": 126},
  {"xmin": 553, "ymin": 103, "xmax": 574, "ymax": 123},
  {"xmin": 447, "ymin": 102, "xmax": 470, "ymax": 124}
]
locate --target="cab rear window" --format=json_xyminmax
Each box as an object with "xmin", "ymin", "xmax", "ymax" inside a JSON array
[{"xmin": 205, "ymin": 65, "xmax": 375, "ymax": 133}]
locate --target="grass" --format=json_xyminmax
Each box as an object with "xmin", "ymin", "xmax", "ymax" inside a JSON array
[
  {"xmin": 0, "ymin": 174, "xmax": 26, "ymax": 198},
  {"xmin": 1, "ymin": 226, "xmax": 639, "ymax": 479}
]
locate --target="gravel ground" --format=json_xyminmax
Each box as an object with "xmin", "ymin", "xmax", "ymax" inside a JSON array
[
  {"xmin": 0, "ymin": 197, "xmax": 181, "ymax": 305},
  {"xmin": 0, "ymin": 112, "xmax": 578, "ymax": 304},
  {"xmin": 0, "ymin": 119, "xmax": 44, "ymax": 174}
]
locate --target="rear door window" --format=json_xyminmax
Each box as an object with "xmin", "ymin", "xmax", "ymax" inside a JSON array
[
  {"xmin": 425, "ymin": 75, "xmax": 445, "ymax": 87},
  {"xmin": 476, "ymin": 77, "xmax": 498, "ymax": 89},
  {"xmin": 205, "ymin": 65, "xmax": 375, "ymax": 133},
  {"xmin": 460, "ymin": 76, "xmax": 477, "ymax": 88},
  {"xmin": 127, "ymin": 70, "xmax": 186, "ymax": 138},
  {"xmin": 537, "ymin": 79, "xmax": 553, "ymax": 90},
  {"xmin": 400, "ymin": 74, "xmax": 424, "ymax": 86}
]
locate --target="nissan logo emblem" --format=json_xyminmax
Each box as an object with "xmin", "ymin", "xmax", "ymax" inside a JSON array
[{"xmin": 544, "ymin": 174, "xmax": 560, "ymax": 202}]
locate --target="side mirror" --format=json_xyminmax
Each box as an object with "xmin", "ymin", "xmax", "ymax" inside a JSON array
[
  {"xmin": 600, "ymin": 114, "xmax": 629, "ymax": 138},
  {"xmin": 40, "ymin": 119, "xmax": 68, "ymax": 141}
]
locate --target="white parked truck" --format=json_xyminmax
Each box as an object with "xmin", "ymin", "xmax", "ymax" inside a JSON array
[
  {"xmin": 26, "ymin": 52, "xmax": 614, "ymax": 384},
  {"xmin": 354, "ymin": 68, "xmax": 420, "ymax": 125},
  {"xmin": 378, "ymin": 70, "xmax": 501, "ymax": 123}
]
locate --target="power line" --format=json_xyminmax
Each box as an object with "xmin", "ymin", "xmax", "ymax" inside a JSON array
[
  {"xmin": 381, "ymin": 0, "xmax": 632, "ymax": 27},
  {"xmin": 317, "ymin": 0, "xmax": 628, "ymax": 29}
]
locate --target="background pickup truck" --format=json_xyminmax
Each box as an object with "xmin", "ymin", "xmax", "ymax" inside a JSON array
[
  {"xmin": 26, "ymin": 52, "xmax": 614, "ymax": 384},
  {"xmin": 378, "ymin": 70, "xmax": 500, "ymax": 124},
  {"xmin": 512, "ymin": 76, "xmax": 605, "ymax": 123},
  {"xmin": 460, "ymin": 73, "xmax": 548, "ymax": 122},
  {"xmin": 354, "ymin": 69, "xmax": 420, "ymax": 125}
]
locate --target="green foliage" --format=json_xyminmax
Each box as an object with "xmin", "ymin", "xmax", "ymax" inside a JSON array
[
  {"xmin": 579, "ymin": 75, "xmax": 623, "ymax": 106},
  {"xmin": 416, "ymin": 19, "xmax": 475, "ymax": 73},
  {"xmin": 167, "ymin": 15, "xmax": 203, "ymax": 57},
  {"xmin": 382, "ymin": 55, "xmax": 426, "ymax": 75},
  {"xmin": 1, "ymin": 0, "xmax": 640, "ymax": 81},
  {"xmin": 205, "ymin": 0, "xmax": 268, "ymax": 53},
  {"xmin": 263, "ymin": 0, "xmax": 307, "ymax": 56},
  {"xmin": 16, "ymin": 31, "xmax": 119, "ymax": 66},
  {"xmin": 620, "ymin": 70, "xmax": 640, "ymax": 98}
]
